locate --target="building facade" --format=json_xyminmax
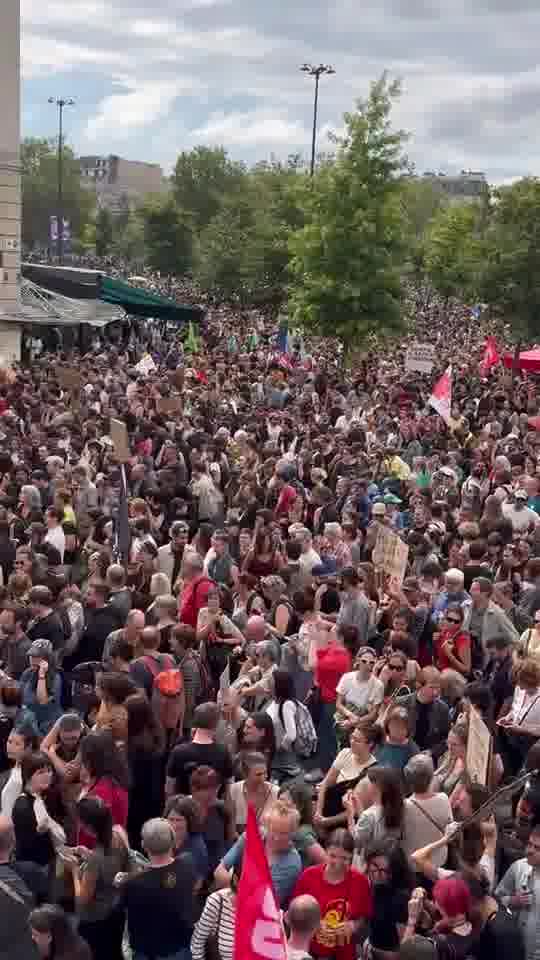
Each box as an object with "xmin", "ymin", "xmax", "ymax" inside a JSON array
[
  {"xmin": 420, "ymin": 170, "xmax": 488, "ymax": 204},
  {"xmin": 0, "ymin": 0, "xmax": 21, "ymax": 318},
  {"xmin": 80, "ymin": 155, "xmax": 166, "ymax": 213}
]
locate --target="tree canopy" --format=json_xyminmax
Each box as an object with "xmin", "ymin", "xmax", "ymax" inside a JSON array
[
  {"xmin": 287, "ymin": 75, "xmax": 409, "ymax": 358},
  {"xmin": 21, "ymin": 138, "xmax": 95, "ymax": 250}
]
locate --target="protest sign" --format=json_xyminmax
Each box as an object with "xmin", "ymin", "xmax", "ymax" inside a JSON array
[
  {"xmin": 219, "ymin": 661, "xmax": 230, "ymax": 697},
  {"xmin": 110, "ymin": 419, "xmax": 131, "ymax": 463},
  {"xmin": 466, "ymin": 705, "xmax": 491, "ymax": 785},
  {"xmin": 372, "ymin": 526, "xmax": 409, "ymax": 586},
  {"xmin": 405, "ymin": 343, "xmax": 436, "ymax": 374},
  {"xmin": 157, "ymin": 396, "xmax": 183, "ymax": 415},
  {"xmin": 135, "ymin": 353, "xmax": 157, "ymax": 375},
  {"xmin": 55, "ymin": 366, "xmax": 82, "ymax": 391}
]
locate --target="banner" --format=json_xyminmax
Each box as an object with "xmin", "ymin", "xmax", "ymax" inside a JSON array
[
  {"xmin": 405, "ymin": 342, "xmax": 435, "ymax": 374},
  {"xmin": 428, "ymin": 365, "xmax": 452, "ymax": 426},
  {"xmin": 234, "ymin": 806, "xmax": 287, "ymax": 960}
]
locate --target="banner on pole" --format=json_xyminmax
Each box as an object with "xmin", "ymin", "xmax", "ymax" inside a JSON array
[
  {"xmin": 429, "ymin": 365, "xmax": 453, "ymax": 426},
  {"xmin": 234, "ymin": 806, "xmax": 287, "ymax": 960}
]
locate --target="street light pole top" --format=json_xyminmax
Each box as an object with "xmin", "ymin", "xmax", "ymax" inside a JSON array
[
  {"xmin": 48, "ymin": 97, "xmax": 76, "ymax": 107},
  {"xmin": 300, "ymin": 63, "xmax": 336, "ymax": 77}
]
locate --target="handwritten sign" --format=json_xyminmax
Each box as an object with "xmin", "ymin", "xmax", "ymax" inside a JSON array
[
  {"xmin": 466, "ymin": 705, "xmax": 491, "ymax": 786},
  {"xmin": 135, "ymin": 353, "xmax": 157, "ymax": 375},
  {"xmin": 405, "ymin": 343, "xmax": 436, "ymax": 374},
  {"xmin": 373, "ymin": 526, "xmax": 409, "ymax": 586},
  {"xmin": 109, "ymin": 419, "xmax": 130, "ymax": 463}
]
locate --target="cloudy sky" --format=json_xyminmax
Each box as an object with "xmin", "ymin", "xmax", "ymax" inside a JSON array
[{"xmin": 19, "ymin": 0, "xmax": 540, "ymax": 181}]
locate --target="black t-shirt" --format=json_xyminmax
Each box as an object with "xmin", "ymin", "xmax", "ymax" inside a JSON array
[
  {"xmin": 122, "ymin": 855, "xmax": 195, "ymax": 956},
  {"xmin": 415, "ymin": 699, "xmax": 432, "ymax": 751},
  {"xmin": 369, "ymin": 885, "xmax": 409, "ymax": 950},
  {"xmin": 471, "ymin": 906, "xmax": 525, "ymax": 960},
  {"xmin": 167, "ymin": 741, "xmax": 233, "ymax": 794}
]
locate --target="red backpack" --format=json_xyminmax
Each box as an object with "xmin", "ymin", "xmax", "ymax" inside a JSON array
[{"xmin": 141, "ymin": 654, "xmax": 184, "ymax": 733}]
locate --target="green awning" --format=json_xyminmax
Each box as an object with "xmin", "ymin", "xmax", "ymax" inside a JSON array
[{"xmin": 98, "ymin": 276, "xmax": 203, "ymax": 323}]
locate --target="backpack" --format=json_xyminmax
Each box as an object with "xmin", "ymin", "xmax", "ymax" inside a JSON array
[
  {"xmin": 142, "ymin": 654, "xmax": 184, "ymax": 733},
  {"xmin": 181, "ymin": 648, "xmax": 215, "ymax": 704},
  {"xmin": 293, "ymin": 700, "xmax": 318, "ymax": 757}
]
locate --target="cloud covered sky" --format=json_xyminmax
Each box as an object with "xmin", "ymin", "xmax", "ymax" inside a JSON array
[{"xmin": 19, "ymin": 0, "xmax": 540, "ymax": 181}]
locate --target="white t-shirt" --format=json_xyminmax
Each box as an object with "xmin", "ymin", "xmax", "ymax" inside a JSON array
[
  {"xmin": 336, "ymin": 671, "xmax": 384, "ymax": 712},
  {"xmin": 502, "ymin": 503, "xmax": 539, "ymax": 533},
  {"xmin": 0, "ymin": 765, "xmax": 22, "ymax": 817}
]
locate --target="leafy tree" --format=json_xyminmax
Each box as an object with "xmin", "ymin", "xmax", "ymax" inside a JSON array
[
  {"xmin": 95, "ymin": 207, "xmax": 115, "ymax": 257},
  {"xmin": 399, "ymin": 178, "xmax": 447, "ymax": 289},
  {"xmin": 21, "ymin": 137, "xmax": 94, "ymax": 249},
  {"xmin": 287, "ymin": 75, "xmax": 409, "ymax": 359},
  {"xmin": 140, "ymin": 197, "xmax": 192, "ymax": 275},
  {"xmin": 424, "ymin": 202, "xmax": 482, "ymax": 303},
  {"xmin": 196, "ymin": 191, "xmax": 256, "ymax": 298},
  {"xmin": 172, "ymin": 146, "xmax": 245, "ymax": 233},
  {"xmin": 114, "ymin": 210, "xmax": 145, "ymax": 263},
  {"xmin": 480, "ymin": 178, "xmax": 540, "ymax": 340}
]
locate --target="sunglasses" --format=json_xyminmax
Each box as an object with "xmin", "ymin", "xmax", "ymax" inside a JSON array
[
  {"xmin": 388, "ymin": 663, "xmax": 405, "ymax": 671},
  {"xmin": 445, "ymin": 616, "xmax": 461, "ymax": 624},
  {"xmin": 360, "ymin": 659, "xmax": 375, "ymax": 667}
]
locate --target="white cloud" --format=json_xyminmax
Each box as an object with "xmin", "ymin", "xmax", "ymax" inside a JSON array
[
  {"xmin": 85, "ymin": 76, "xmax": 184, "ymax": 141},
  {"xmin": 189, "ymin": 108, "xmax": 307, "ymax": 148}
]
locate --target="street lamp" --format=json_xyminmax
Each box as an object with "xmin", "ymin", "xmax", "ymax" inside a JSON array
[
  {"xmin": 300, "ymin": 64, "xmax": 335, "ymax": 176},
  {"xmin": 48, "ymin": 97, "xmax": 75, "ymax": 264}
]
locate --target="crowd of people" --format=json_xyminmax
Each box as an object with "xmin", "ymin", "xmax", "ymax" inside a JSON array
[{"xmin": 0, "ymin": 269, "xmax": 539, "ymax": 960}]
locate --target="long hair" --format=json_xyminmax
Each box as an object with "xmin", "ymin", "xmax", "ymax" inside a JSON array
[
  {"xmin": 79, "ymin": 730, "xmax": 130, "ymax": 790},
  {"xmin": 77, "ymin": 796, "xmax": 113, "ymax": 853},
  {"xmin": 125, "ymin": 692, "xmax": 165, "ymax": 753},
  {"xmin": 368, "ymin": 766, "xmax": 404, "ymax": 831},
  {"xmin": 365, "ymin": 836, "xmax": 413, "ymax": 892}
]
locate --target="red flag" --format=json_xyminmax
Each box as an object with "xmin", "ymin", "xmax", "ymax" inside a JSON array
[
  {"xmin": 480, "ymin": 336, "xmax": 500, "ymax": 376},
  {"xmin": 428, "ymin": 365, "xmax": 452, "ymax": 425},
  {"xmin": 234, "ymin": 806, "xmax": 287, "ymax": 960}
]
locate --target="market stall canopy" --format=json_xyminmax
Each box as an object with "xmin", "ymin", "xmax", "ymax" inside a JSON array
[
  {"xmin": 0, "ymin": 277, "xmax": 126, "ymax": 328},
  {"xmin": 502, "ymin": 348, "xmax": 540, "ymax": 372},
  {"xmin": 21, "ymin": 263, "xmax": 204, "ymax": 324}
]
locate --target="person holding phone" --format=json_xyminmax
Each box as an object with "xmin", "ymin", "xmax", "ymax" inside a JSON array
[{"xmin": 19, "ymin": 640, "xmax": 63, "ymax": 737}]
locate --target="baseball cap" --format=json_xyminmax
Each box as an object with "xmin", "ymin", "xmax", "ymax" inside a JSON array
[{"xmin": 373, "ymin": 502, "xmax": 386, "ymax": 517}]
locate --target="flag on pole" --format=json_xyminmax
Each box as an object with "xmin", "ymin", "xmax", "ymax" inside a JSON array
[
  {"xmin": 234, "ymin": 806, "xmax": 287, "ymax": 960},
  {"xmin": 480, "ymin": 336, "xmax": 500, "ymax": 376},
  {"xmin": 429, "ymin": 365, "xmax": 452, "ymax": 426},
  {"xmin": 184, "ymin": 321, "xmax": 200, "ymax": 355}
]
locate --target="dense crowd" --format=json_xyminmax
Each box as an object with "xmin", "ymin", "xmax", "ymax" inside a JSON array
[{"xmin": 0, "ymin": 272, "xmax": 539, "ymax": 960}]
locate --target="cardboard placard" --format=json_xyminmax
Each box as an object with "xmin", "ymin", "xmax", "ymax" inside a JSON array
[
  {"xmin": 466, "ymin": 705, "xmax": 491, "ymax": 786},
  {"xmin": 109, "ymin": 419, "xmax": 131, "ymax": 463},
  {"xmin": 135, "ymin": 353, "xmax": 157, "ymax": 375},
  {"xmin": 169, "ymin": 369, "xmax": 185, "ymax": 391},
  {"xmin": 405, "ymin": 343, "xmax": 436, "ymax": 374},
  {"xmin": 157, "ymin": 396, "xmax": 183, "ymax": 415},
  {"xmin": 55, "ymin": 366, "xmax": 83, "ymax": 391},
  {"xmin": 372, "ymin": 525, "xmax": 409, "ymax": 587}
]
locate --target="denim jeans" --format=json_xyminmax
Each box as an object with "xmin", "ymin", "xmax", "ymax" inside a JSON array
[{"xmin": 133, "ymin": 950, "xmax": 191, "ymax": 960}]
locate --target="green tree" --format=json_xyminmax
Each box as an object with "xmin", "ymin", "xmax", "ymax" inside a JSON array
[
  {"xmin": 172, "ymin": 146, "xmax": 245, "ymax": 232},
  {"xmin": 196, "ymin": 191, "xmax": 256, "ymax": 298},
  {"xmin": 399, "ymin": 178, "xmax": 447, "ymax": 288},
  {"xmin": 287, "ymin": 75, "xmax": 409, "ymax": 359},
  {"xmin": 480, "ymin": 178, "xmax": 540, "ymax": 339},
  {"xmin": 140, "ymin": 197, "xmax": 192, "ymax": 275},
  {"xmin": 425, "ymin": 202, "xmax": 481, "ymax": 303},
  {"xmin": 21, "ymin": 137, "xmax": 94, "ymax": 249},
  {"xmin": 95, "ymin": 207, "xmax": 115, "ymax": 257},
  {"xmin": 114, "ymin": 210, "xmax": 145, "ymax": 263}
]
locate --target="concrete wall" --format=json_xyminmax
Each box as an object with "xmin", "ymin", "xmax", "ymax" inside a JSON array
[{"xmin": 0, "ymin": 0, "xmax": 21, "ymax": 314}]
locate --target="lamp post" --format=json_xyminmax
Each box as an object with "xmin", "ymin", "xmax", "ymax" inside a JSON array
[
  {"xmin": 300, "ymin": 63, "xmax": 335, "ymax": 176},
  {"xmin": 48, "ymin": 97, "xmax": 75, "ymax": 263}
]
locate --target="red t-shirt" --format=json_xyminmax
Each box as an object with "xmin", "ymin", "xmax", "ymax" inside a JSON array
[
  {"xmin": 77, "ymin": 777, "xmax": 129, "ymax": 848},
  {"xmin": 316, "ymin": 643, "xmax": 352, "ymax": 703},
  {"xmin": 293, "ymin": 864, "xmax": 372, "ymax": 960},
  {"xmin": 275, "ymin": 484, "xmax": 297, "ymax": 518},
  {"xmin": 179, "ymin": 575, "xmax": 213, "ymax": 629},
  {"xmin": 435, "ymin": 627, "xmax": 470, "ymax": 671}
]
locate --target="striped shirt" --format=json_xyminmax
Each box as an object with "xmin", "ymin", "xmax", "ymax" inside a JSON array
[{"xmin": 191, "ymin": 890, "xmax": 235, "ymax": 960}]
